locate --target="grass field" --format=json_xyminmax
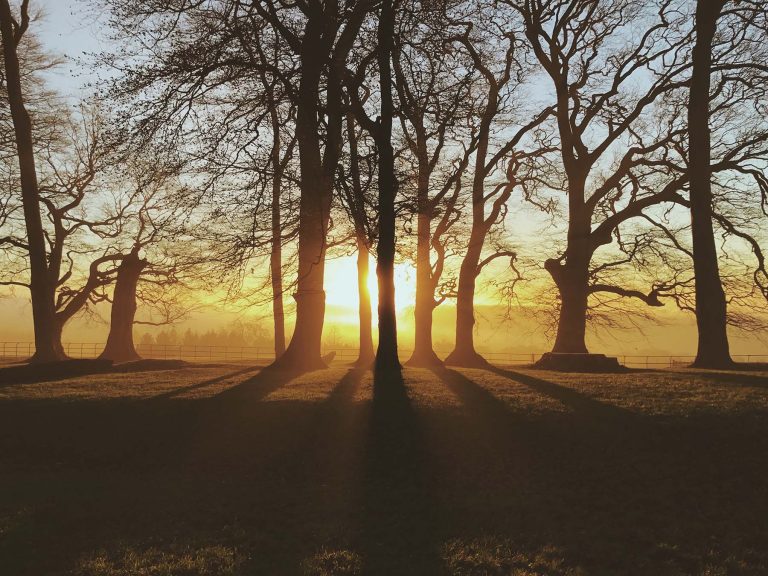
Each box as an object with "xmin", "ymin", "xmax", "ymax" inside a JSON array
[{"xmin": 0, "ymin": 360, "xmax": 767, "ymax": 575}]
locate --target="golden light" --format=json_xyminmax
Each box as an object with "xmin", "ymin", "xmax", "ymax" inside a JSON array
[{"xmin": 324, "ymin": 254, "xmax": 416, "ymax": 318}]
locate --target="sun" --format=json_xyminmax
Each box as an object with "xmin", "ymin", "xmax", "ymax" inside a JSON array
[{"xmin": 324, "ymin": 254, "xmax": 416, "ymax": 316}]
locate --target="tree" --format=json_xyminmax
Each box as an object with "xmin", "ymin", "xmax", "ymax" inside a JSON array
[
  {"xmin": 343, "ymin": 0, "xmax": 402, "ymax": 373},
  {"xmin": 445, "ymin": 2, "xmax": 550, "ymax": 367},
  {"xmin": 338, "ymin": 109, "xmax": 377, "ymax": 366},
  {"xmin": 392, "ymin": 0, "xmax": 477, "ymax": 367},
  {"xmin": 0, "ymin": 0, "xmax": 63, "ymax": 361},
  {"xmin": 508, "ymin": 0, "xmax": 692, "ymax": 356},
  {"xmin": 687, "ymin": 0, "xmax": 731, "ymax": 367},
  {"xmin": 102, "ymin": 0, "xmax": 356, "ymax": 371},
  {"xmin": 99, "ymin": 159, "xmax": 197, "ymax": 363},
  {"xmin": 245, "ymin": 0, "xmax": 372, "ymax": 372},
  {"xmin": 373, "ymin": 0, "xmax": 400, "ymax": 372},
  {"xmin": 671, "ymin": 0, "xmax": 768, "ymax": 367}
]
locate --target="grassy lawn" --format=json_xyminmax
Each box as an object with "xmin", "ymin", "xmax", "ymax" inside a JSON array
[{"xmin": 0, "ymin": 361, "xmax": 767, "ymax": 575}]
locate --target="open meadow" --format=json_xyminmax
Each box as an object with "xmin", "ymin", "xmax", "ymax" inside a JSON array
[{"xmin": 0, "ymin": 361, "xmax": 767, "ymax": 575}]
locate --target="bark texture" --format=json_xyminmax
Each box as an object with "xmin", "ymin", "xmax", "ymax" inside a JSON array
[
  {"xmin": 374, "ymin": 0, "xmax": 401, "ymax": 373},
  {"xmin": 99, "ymin": 250, "xmax": 147, "ymax": 363},
  {"xmin": 689, "ymin": 0, "xmax": 732, "ymax": 368},
  {"xmin": 0, "ymin": 1, "xmax": 65, "ymax": 362}
]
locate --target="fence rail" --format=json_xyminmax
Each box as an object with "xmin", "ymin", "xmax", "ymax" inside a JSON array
[{"xmin": 1, "ymin": 341, "xmax": 766, "ymax": 369}]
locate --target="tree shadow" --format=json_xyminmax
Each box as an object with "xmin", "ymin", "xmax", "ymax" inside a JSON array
[
  {"xmin": 424, "ymin": 367, "xmax": 686, "ymax": 570},
  {"xmin": 150, "ymin": 365, "xmax": 263, "ymax": 400},
  {"xmin": 282, "ymin": 368, "xmax": 369, "ymax": 565},
  {"xmin": 487, "ymin": 366, "xmax": 635, "ymax": 420},
  {"xmin": 2, "ymin": 364, "xmax": 768, "ymax": 574},
  {"xmin": 0, "ymin": 358, "xmax": 191, "ymax": 386},
  {"xmin": 431, "ymin": 366, "xmax": 517, "ymax": 425},
  {"xmin": 211, "ymin": 364, "xmax": 299, "ymax": 404},
  {"xmin": 685, "ymin": 368, "xmax": 768, "ymax": 389},
  {"xmin": 359, "ymin": 367, "xmax": 441, "ymax": 575}
]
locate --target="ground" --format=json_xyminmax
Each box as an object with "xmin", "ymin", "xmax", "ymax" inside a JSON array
[{"xmin": 0, "ymin": 360, "xmax": 767, "ymax": 575}]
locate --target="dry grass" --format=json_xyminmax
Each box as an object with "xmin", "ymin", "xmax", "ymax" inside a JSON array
[{"xmin": 0, "ymin": 360, "xmax": 766, "ymax": 574}]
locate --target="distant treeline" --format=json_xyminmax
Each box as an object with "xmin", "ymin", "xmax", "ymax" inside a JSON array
[{"xmin": 137, "ymin": 325, "xmax": 271, "ymax": 348}]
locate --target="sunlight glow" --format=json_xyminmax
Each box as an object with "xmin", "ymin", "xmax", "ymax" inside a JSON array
[{"xmin": 324, "ymin": 255, "xmax": 416, "ymax": 318}]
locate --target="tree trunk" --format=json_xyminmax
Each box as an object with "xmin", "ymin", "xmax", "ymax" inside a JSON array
[
  {"xmin": 407, "ymin": 202, "xmax": 441, "ymax": 366},
  {"xmin": 545, "ymin": 158, "xmax": 593, "ymax": 354},
  {"xmin": 99, "ymin": 251, "xmax": 147, "ymax": 363},
  {"xmin": 445, "ymin": 233, "xmax": 487, "ymax": 367},
  {"xmin": 548, "ymin": 205, "xmax": 592, "ymax": 354},
  {"xmin": 269, "ymin": 24, "xmax": 330, "ymax": 373},
  {"xmin": 269, "ymin": 107, "xmax": 286, "ymax": 360},
  {"xmin": 689, "ymin": 0, "xmax": 732, "ymax": 368},
  {"xmin": 445, "ymin": 84, "xmax": 500, "ymax": 368},
  {"xmin": 356, "ymin": 235, "xmax": 375, "ymax": 366},
  {"xmin": 550, "ymin": 266, "xmax": 590, "ymax": 354},
  {"xmin": 0, "ymin": 1, "xmax": 64, "ymax": 363},
  {"xmin": 374, "ymin": 0, "xmax": 400, "ymax": 374}
]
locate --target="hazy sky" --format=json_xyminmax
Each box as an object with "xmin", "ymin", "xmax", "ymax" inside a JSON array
[
  {"xmin": 37, "ymin": 1, "xmax": 104, "ymax": 97},
  {"xmin": 12, "ymin": 0, "xmax": 766, "ymax": 359}
]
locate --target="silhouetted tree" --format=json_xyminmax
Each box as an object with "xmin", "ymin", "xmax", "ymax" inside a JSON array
[
  {"xmin": 681, "ymin": 0, "xmax": 768, "ymax": 366},
  {"xmin": 0, "ymin": 0, "xmax": 64, "ymax": 361},
  {"xmin": 507, "ymin": 0, "xmax": 692, "ymax": 355},
  {"xmin": 338, "ymin": 109, "xmax": 377, "ymax": 366},
  {"xmin": 392, "ymin": 0, "xmax": 477, "ymax": 367},
  {"xmin": 249, "ymin": 0, "xmax": 372, "ymax": 372},
  {"xmin": 444, "ymin": 3, "xmax": 551, "ymax": 367},
  {"xmin": 687, "ymin": 0, "xmax": 731, "ymax": 367},
  {"xmin": 374, "ymin": 0, "xmax": 400, "ymax": 372},
  {"xmin": 99, "ymin": 158, "xmax": 198, "ymax": 363}
]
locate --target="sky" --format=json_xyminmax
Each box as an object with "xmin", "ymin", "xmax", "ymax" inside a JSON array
[
  {"xmin": 3, "ymin": 0, "xmax": 766, "ymax": 358},
  {"xmin": 36, "ymin": 1, "xmax": 105, "ymax": 97}
]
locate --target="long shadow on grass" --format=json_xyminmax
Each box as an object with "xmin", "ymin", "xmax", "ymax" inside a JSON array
[
  {"xmin": 684, "ymin": 368, "xmax": 768, "ymax": 389},
  {"xmin": 0, "ymin": 359, "xmax": 189, "ymax": 386},
  {"xmin": 150, "ymin": 365, "xmax": 263, "ymax": 400},
  {"xmin": 285, "ymin": 368, "xmax": 369, "ymax": 571},
  {"xmin": 211, "ymin": 364, "xmax": 296, "ymax": 403},
  {"xmin": 359, "ymin": 367, "xmax": 440, "ymax": 575},
  {"xmin": 487, "ymin": 366, "xmax": 634, "ymax": 421}
]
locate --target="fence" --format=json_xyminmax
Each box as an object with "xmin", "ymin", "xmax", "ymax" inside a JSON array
[{"xmin": 1, "ymin": 341, "xmax": 766, "ymax": 369}]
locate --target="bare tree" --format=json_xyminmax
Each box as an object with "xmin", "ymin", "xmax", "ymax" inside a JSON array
[
  {"xmin": 99, "ymin": 159, "xmax": 198, "ymax": 363},
  {"xmin": 338, "ymin": 109, "xmax": 377, "ymax": 366},
  {"xmin": 392, "ymin": 0, "xmax": 477, "ymax": 367},
  {"xmin": 444, "ymin": 2, "xmax": 552, "ymax": 367},
  {"xmin": 505, "ymin": 0, "xmax": 692, "ymax": 357},
  {"xmin": 684, "ymin": 0, "xmax": 768, "ymax": 367},
  {"xmin": 0, "ymin": 0, "xmax": 64, "ymax": 361}
]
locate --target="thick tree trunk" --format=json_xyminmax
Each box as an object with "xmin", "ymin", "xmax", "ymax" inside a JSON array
[
  {"xmin": 269, "ymin": 26, "xmax": 330, "ymax": 373},
  {"xmin": 35, "ymin": 318, "xmax": 66, "ymax": 362},
  {"xmin": 275, "ymin": 177, "xmax": 329, "ymax": 372},
  {"xmin": 445, "ymin": 236, "xmax": 486, "ymax": 367},
  {"xmin": 0, "ymin": 1, "xmax": 64, "ymax": 363},
  {"xmin": 546, "ymin": 161, "xmax": 593, "ymax": 354},
  {"xmin": 548, "ymin": 207, "xmax": 592, "ymax": 354},
  {"xmin": 355, "ymin": 236, "xmax": 375, "ymax": 366},
  {"xmin": 374, "ymin": 0, "xmax": 400, "ymax": 374},
  {"xmin": 269, "ymin": 108, "xmax": 286, "ymax": 360},
  {"xmin": 689, "ymin": 0, "xmax": 732, "ymax": 368},
  {"xmin": 445, "ymin": 84, "xmax": 500, "ymax": 368},
  {"xmin": 408, "ymin": 207, "xmax": 441, "ymax": 367},
  {"xmin": 99, "ymin": 251, "xmax": 147, "ymax": 363},
  {"xmin": 550, "ymin": 267, "xmax": 590, "ymax": 354}
]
